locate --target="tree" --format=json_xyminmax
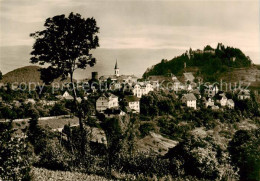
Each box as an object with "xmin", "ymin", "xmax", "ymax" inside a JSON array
[
  {"xmin": 0, "ymin": 70, "xmax": 2, "ymax": 80},
  {"xmin": 0, "ymin": 106, "xmax": 16, "ymax": 120},
  {"xmin": 204, "ymin": 45, "xmax": 214, "ymax": 51},
  {"xmin": 30, "ymin": 12, "xmax": 99, "ymax": 155},
  {"xmin": 101, "ymin": 117, "xmax": 124, "ymax": 176},
  {"xmin": 27, "ymin": 108, "xmax": 51, "ymax": 155},
  {"xmin": 165, "ymin": 135, "xmax": 238, "ymax": 180},
  {"xmin": 228, "ymin": 129, "xmax": 260, "ymax": 181},
  {"xmin": 50, "ymin": 103, "xmax": 69, "ymax": 116}
]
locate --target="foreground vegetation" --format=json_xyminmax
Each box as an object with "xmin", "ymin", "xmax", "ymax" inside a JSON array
[
  {"xmin": 0, "ymin": 72, "xmax": 259, "ymax": 180},
  {"xmin": 31, "ymin": 167, "xmax": 110, "ymax": 181},
  {"xmin": 1, "ymin": 89, "xmax": 259, "ymax": 180}
]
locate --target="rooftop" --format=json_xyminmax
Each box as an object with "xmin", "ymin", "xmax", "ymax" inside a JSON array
[
  {"xmin": 183, "ymin": 72, "xmax": 195, "ymax": 81},
  {"xmin": 182, "ymin": 93, "xmax": 197, "ymax": 101},
  {"xmin": 124, "ymin": 95, "xmax": 140, "ymax": 102}
]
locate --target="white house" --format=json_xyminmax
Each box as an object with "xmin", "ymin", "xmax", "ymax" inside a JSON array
[
  {"xmin": 204, "ymin": 97, "xmax": 214, "ymax": 108},
  {"xmin": 62, "ymin": 91, "xmax": 74, "ymax": 100},
  {"xmin": 238, "ymin": 90, "xmax": 250, "ymax": 100},
  {"xmin": 187, "ymin": 84, "xmax": 193, "ymax": 91},
  {"xmin": 227, "ymin": 99, "xmax": 235, "ymax": 109},
  {"xmin": 39, "ymin": 100, "xmax": 57, "ymax": 106},
  {"xmin": 96, "ymin": 93, "xmax": 119, "ymax": 112},
  {"xmin": 181, "ymin": 93, "xmax": 197, "ymax": 110},
  {"xmin": 125, "ymin": 95, "xmax": 140, "ymax": 113},
  {"xmin": 25, "ymin": 98, "xmax": 36, "ymax": 105},
  {"xmin": 211, "ymin": 105, "xmax": 219, "ymax": 110},
  {"xmin": 216, "ymin": 93, "xmax": 228, "ymax": 107},
  {"xmin": 132, "ymin": 83, "xmax": 153, "ymax": 98}
]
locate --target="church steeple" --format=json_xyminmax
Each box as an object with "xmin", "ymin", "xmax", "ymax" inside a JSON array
[
  {"xmin": 115, "ymin": 60, "xmax": 118, "ymax": 69},
  {"xmin": 114, "ymin": 59, "xmax": 119, "ymax": 77}
]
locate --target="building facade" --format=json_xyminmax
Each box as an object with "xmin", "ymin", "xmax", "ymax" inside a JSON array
[
  {"xmin": 181, "ymin": 93, "xmax": 197, "ymax": 110},
  {"xmin": 125, "ymin": 95, "xmax": 140, "ymax": 113},
  {"xmin": 133, "ymin": 83, "xmax": 153, "ymax": 98},
  {"xmin": 96, "ymin": 93, "xmax": 119, "ymax": 112}
]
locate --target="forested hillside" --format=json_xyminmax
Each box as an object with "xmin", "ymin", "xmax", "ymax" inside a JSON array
[{"xmin": 143, "ymin": 43, "xmax": 252, "ymax": 81}]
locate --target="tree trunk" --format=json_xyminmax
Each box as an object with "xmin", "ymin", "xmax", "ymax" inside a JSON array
[{"xmin": 70, "ymin": 73, "xmax": 85, "ymax": 155}]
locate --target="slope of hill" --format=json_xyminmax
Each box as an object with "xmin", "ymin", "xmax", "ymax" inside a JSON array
[
  {"xmin": 143, "ymin": 43, "xmax": 253, "ymax": 82},
  {"xmin": 0, "ymin": 65, "xmax": 73, "ymax": 84},
  {"xmin": 1, "ymin": 66, "xmax": 43, "ymax": 84}
]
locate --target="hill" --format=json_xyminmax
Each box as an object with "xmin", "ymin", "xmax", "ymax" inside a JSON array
[
  {"xmin": 0, "ymin": 65, "xmax": 72, "ymax": 84},
  {"xmin": 143, "ymin": 43, "xmax": 254, "ymax": 82}
]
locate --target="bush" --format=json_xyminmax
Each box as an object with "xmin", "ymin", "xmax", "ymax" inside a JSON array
[
  {"xmin": 165, "ymin": 135, "xmax": 238, "ymax": 180},
  {"xmin": 50, "ymin": 103, "xmax": 69, "ymax": 116},
  {"xmin": 228, "ymin": 129, "xmax": 260, "ymax": 181},
  {"xmin": 139, "ymin": 122, "xmax": 156, "ymax": 137},
  {"xmin": 114, "ymin": 153, "xmax": 170, "ymax": 177},
  {"xmin": 38, "ymin": 138, "xmax": 73, "ymax": 171},
  {"xmin": 0, "ymin": 122, "xmax": 32, "ymax": 180}
]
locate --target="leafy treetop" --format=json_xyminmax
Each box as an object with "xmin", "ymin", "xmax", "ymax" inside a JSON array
[{"xmin": 30, "ymin": 12, "xmax": 99, "ymax": 84}]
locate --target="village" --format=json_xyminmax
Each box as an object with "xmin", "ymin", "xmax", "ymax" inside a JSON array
[
  {"xmin": 59, "ymin": 60, "xmax": 251, "ymax": 116},
  {"xmin": 0, "ymin": 59, "xmax": 252, "ymax": 121},
  {"xmin": 0, "ymin": 61, "xmax": 258, "ymax": 181}
]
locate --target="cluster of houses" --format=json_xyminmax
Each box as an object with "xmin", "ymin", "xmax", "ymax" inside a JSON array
[
  {"xmin": 0, "ymin": 60, "xmax": 252, "ymax": 118},
  {"xmin": 180, "ymin": 84, "xmax": 251, "ymax": 111},
  {"xmin": 92, "ymin": 61, "xmax": 251, "ymax": 115}
]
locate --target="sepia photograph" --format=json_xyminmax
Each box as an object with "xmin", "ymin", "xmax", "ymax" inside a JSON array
[{"xmin": 0, "ymin": 0, "xmax": 259, "ymax": 180}]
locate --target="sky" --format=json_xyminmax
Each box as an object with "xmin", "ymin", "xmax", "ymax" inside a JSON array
[{"xmin": 0, "ymin": 0, "xmax": 259, "ymax": 79}]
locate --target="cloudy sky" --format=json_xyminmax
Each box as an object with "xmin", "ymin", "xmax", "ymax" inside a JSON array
[{"xmin": 0, "ymin": 0, "xmax": 259, "ymax": 79}]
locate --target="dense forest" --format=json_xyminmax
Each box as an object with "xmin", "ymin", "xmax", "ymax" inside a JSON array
[{"xmin": 143, "ymin": 43, "xmax": 252, "ymax": 81}]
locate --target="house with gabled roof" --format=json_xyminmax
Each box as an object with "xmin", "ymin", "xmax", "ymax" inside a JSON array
[
  {"xmin": 238, "ymin": 89, "xmax": 250, "ymax": 100},
  {"xmin": 96, "ymin": 93, "xmax": 118, "ymax": 112},
  {"xmin": 215, "ymin": 92, "xmax": 227, "ymax": 107},
  {"xmin": 203, "ymin": 97, "xmax": 215, "ymax": 108},
  {"xmin": 181, "ymin": 93, "xmax": 197, "ymax": 110},
  {"xmin": 124, "ymin": 95, "xmax": 140, "ymax": 113},
  {"xmin": 63, "ymin": 91, "xmax": 74, "ymax": 100},
  {"xmin": 183, "ymin": 72, "xmax": 195, "ymax": 83},
  {"xmin": 227, "ymin": 99, "xmax": 235, "ymax": 109},
  {"xmin": 132, "ymin": 82, "xmax": 153, "ymax": 98}
]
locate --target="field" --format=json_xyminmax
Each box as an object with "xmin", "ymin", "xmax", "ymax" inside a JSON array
[
  {"xmin": 12, "ymin": 116, "xmax": 79, "ymax": 134},
  {"xmin": 38, "ymin": 116, "xmax": 79, "ymax": 130}
]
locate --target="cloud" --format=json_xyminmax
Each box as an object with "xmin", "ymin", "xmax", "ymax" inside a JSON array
[{"xmin": 0, "ymin": 0, "xmax": 259, "ymax": 62}]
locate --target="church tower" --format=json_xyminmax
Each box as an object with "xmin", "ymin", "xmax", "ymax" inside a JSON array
[{"xmin": 114, "ymin": 60, "xmax": 119, "ymax": 77}]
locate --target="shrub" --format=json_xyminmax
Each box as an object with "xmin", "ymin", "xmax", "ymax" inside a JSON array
[
  {"xmin": 50, "ymin": 103, "xmax": 69, "ymax": 116},
  {"xmin": 115, "ymin": 153, "xmax": 170, "ymax": 177},
  {"xmin": 38, "ymin": 138, "xmax": 73, "ymax": 171},
  {"xmin": 165, "ymin": 135, "xmax": 238, "ymax": 180},
  {"xmin": 228, "ymin": 129, "xmax": 260, "ymax": 181},
  {"xmin": 0, "ymin": 122, "xmax": 32, "ymax": 180},
  {"xmin": 139, "ymin": 122, "xmax": 156, "ymax": 137}
]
